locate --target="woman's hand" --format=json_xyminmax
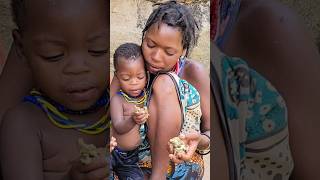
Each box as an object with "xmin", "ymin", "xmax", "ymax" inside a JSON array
[
  {"xmin": 168, "ymin": 131, "xmax": 201, "ymax": 163},
  {"xmin": 70, "ymin": 148, "xmax": 109, "ymax": 180}
]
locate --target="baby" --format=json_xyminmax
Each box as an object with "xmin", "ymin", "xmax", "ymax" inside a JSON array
[
  {"xmin": 0, "ymin": 0, "xmax": 109, "ymax": 179},
  {"xmin": 110, "ymin": 43, "xmax": 149, "ymax": 180}
]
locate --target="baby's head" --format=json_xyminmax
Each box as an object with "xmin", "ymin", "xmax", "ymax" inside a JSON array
[
  {"xmin": 113, "ymin": 43, "xmax": 147, "ymax": 97},
  {"xmin": 11, "ymin": 0, "xmax": 109, "ymax": 111}
]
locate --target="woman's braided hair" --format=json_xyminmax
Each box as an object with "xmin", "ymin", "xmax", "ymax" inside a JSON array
[{"xmin": 142, "ymin": 0, "xmax": 199, "ymax": 57}]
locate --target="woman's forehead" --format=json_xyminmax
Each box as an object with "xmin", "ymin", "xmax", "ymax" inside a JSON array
[{"xmin": 145, "ymin": 22, "xmax": 183, "ymax": 48}]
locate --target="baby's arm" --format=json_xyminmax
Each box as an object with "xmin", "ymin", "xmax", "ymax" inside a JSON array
[
  {"xmin": 0, "ymin": 45, "xmax": 33, "ymax": 122},
  {"xmin": 0, "ymin": 105, "xmax": 42, "ymax": 180},
  {"xmin": 110, "ymin": 95, "xmax": 136, "ymax": 135}
]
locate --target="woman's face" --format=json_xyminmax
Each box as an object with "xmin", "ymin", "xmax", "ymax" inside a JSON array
[{"xmin": 142, "ymin": 22, "xmax": 185, "ymax": 74}]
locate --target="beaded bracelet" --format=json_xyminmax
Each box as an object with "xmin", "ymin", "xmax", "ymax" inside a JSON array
[{"xmin": 196, "ymin": 133, "xmax": 210, "ymax": 155}]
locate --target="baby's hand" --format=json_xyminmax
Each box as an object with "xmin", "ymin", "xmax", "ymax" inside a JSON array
[
  {"xmin": 71, "ymin": 146, "xmax": 108, "ymax": 180},
  {"xmin": 109, "ymin": 136, "xmax": 117, "ymax": 152},
  {"xmin": 133, "ymin": 106, "xmax": 149, "ymax": 124}
]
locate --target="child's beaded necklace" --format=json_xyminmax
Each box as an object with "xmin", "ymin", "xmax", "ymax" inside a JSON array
[
  {"xmin": 23, "ymin": 89, "xmax": 110, "ymax": 135},
  {"xmin": 117, "ymin": 89, "xmax": 148, "ymax": 105}
]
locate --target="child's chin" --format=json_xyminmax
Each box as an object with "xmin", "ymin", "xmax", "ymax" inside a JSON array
[
  {"xmin": 126, "ymin": 89, "xmax": 143, "ymax": 97},
  {"xmin": 66, "ymin": 100, "xmax": 96, "ymax": 112}
]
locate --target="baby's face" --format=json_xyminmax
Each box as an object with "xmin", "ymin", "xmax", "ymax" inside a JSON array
[
  {"xmin": 116, "ymin": 57, "xmax": 147, "ymax": 97},
  {"xmin": 17, "ymin": 0, "xmax": 109, "ymax": 111}
]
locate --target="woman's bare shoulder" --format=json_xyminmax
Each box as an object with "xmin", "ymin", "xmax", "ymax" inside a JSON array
[
  {"xmin": 234, "ymin": 0, "xmax": 319, "ymax": 57},
  {"xmin": 182, "ymin": 60, "xmax": 209, "ymax": 87},
  {"xmin": 152, "ymin": 73, "xmax": 177, "ymax": 94},
  {"xmin": 226, "ymin": 0, "xmax": 320, "ymax": 83},
  {"xmin": 183, "ymin": 60, "xmax": 207, "ymax": 77}
]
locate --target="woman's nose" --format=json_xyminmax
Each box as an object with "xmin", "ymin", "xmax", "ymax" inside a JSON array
[{"xmin": 151, "ymin": 49, "xmax": 162, "ymax": 63}]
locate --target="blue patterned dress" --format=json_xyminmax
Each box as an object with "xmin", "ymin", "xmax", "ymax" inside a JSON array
[{"xmin": 211, "ymin": 46, "xmax": 294, "ymax": 180}]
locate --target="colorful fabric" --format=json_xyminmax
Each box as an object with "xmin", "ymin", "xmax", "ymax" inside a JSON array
[
  {"xmin": 137, "ymin": 71, "xmax": 204, "ymax": 179},
  {"xmin": 211, "ymin": 46, "xmax": 294, "ymax": 180},
  {"xmin": 173, "ymin": 57, "xmax": 186, "ymax": 76}
]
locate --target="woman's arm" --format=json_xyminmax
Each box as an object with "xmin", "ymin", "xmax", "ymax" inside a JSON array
[
  {"xmin": 224, "ymin": 0, "xmax": 320, "ymax": 178},
  {"xmin": 0, "ymin": 105, "xmax": 43, "ymax": 180},
  {"xmin": 183, "ymin": 61, "xmax": 211, "ymax": 149},
  {"xmin": 0, "ymin": 44, "xmax": 33, "ymax": 122},
  {"xmin": 148, "ymin": 74, "xmax": 182, "ymax": 180}
]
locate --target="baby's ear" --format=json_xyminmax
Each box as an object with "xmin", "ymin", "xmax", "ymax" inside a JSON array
[{"xmin": 12, "ymin": 29, "xmax": 26, "ymax": 61}]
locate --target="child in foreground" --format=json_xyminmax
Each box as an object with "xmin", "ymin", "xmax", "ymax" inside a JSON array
[
  {"xmin": 110, "ymin": 43, "xmax": 149, "ymax": 180},
  {"xmin": 0, "ymin": 0, "xmax": 109, "ymax": 179}
]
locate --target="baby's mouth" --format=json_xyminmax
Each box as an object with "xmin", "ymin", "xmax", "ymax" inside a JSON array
[{"xmin": 67, "ymin": 87, "xmax": 98, "ymax": 102}]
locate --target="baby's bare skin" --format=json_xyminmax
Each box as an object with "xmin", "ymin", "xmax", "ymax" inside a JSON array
[
  {"xmin": 0, "ymin": 103, "xmax": 107, "ymax": 180},
  {"xmin": 111, "ymin": 96, "xmax": 143, "ymax": 151}
]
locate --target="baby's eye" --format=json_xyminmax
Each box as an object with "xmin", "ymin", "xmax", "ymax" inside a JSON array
[
  {"xmin": 120, "ymin": 76, "xmax": 130, "ymax": 81},
  {"xmin": 41, "ymin": 53, "xmax": 64, "ymax": 62},
  {"xmin": 89, "ymin": 49, "xmax": 108, "ymax": 57}
]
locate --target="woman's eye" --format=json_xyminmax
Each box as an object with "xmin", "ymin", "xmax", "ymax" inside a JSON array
[
  {"xmin": 41, "ymin": 54, "xmax": 64, "ymax": 62},
  {"xmin": 138, "ymin": 76, "xmax": 145, "ymax": 79},
  {"xmin": 165, "ymin": 51, "xmax": 175, "ymax": 56},
  {"xmin": 89, "ymin": 49, "xmax": 108, "ymax": 57},
  {"xmin": 146, "ymin": 42, "xmax": 155, "ymax": 48}
]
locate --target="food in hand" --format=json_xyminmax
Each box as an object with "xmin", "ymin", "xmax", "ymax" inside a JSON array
[
  {"xmin": 78, "ymin": 138, "xmax": 100, "ymax": 165},
  {"xmin": 169, "ymin": 136, "xmax": 188, "ymax": 154},
  {"xmin": 134, "ymin": 105, "xmax": 149, "ymax": 120}
]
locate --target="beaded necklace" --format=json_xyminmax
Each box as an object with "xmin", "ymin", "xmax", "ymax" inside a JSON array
[
  {"xmin": 27, "ymin": 90, "xmax": 110, "ymax": 115},
  {"xmin": 117, "ymin": 89, "xmax": 147, "ymax": 105},
  {"xmin": 24, "ymin": 90, "xmax": 110, "ymax": 135}
]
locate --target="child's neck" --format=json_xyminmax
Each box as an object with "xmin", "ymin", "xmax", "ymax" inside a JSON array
[
  {"xmin": 66, "ymin": 106, "xmax": 106, "ymax": 122},
  {"xmin": 118, "ymin": 89, "xmax": 147, "ymax": 106}
]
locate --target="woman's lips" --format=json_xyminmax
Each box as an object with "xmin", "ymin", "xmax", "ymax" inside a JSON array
[{"xmin": 147, "ymin": 63, "xmax": 161, "ymax": 73}]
